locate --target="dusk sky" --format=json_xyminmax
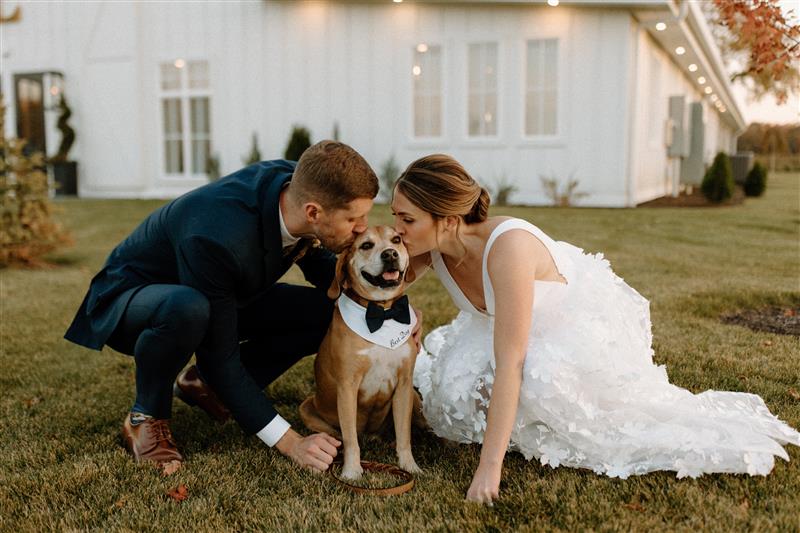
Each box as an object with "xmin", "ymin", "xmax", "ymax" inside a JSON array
[{"xmin": 732, "ymin": 83, "xmax": 798, "ymax": 125}]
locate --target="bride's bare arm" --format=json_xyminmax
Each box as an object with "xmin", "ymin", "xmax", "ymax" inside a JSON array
[{"xmin": 467, "ymin": 232, "xmax": 537, "ymax": 504}]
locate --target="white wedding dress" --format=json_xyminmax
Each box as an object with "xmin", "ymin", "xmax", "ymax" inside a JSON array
[{"xmin": 414, "ymin": 218, "xmax": 800, "ymax": 478}]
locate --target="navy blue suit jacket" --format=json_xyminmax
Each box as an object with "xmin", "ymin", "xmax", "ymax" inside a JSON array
[{"xmin": 65, "ymin": 160, "xmax": 336, "ymax": 434}]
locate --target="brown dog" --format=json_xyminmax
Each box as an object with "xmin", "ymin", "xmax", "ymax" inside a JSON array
[{"xmin": 299, "ymin": 226, "xmax": 421, "ymax": 479}]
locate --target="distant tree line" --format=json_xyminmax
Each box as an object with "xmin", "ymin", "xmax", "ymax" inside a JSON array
[{"xmin": 737, "ymin": 123, "xmax": 800, "ymax": 154}]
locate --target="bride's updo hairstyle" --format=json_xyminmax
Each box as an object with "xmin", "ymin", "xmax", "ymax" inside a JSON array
[{"xmin": 395, "ymin": 154, "xmax": 490, "ymax": 224}]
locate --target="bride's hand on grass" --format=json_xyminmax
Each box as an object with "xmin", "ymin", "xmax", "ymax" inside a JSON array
[{"xmin": 466, "ymin": 462, "xmax": 501, "ymax": 504}]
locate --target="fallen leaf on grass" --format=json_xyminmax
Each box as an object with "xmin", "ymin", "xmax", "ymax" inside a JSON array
[
  {"xmin": 166, "ymin": 484, "xmax": 189, "ymax": 502},
  {"xmin": 623, "ymin": 494, "xmax": 645, "ymax": 512},
  {"xmin": 160, "ymin": 460, "xmax": 182, "ymax": 476},
  {"xmin": 788, "ymin": 388, "xmax": 800, "ymax": 401}
]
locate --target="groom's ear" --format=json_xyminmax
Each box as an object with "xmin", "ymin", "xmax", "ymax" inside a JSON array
[
  {"xmin": 327, "ymin": 250, "xmax": 351, "ymax": 299},
  {"xmin": 304, "ymin": 202, "xmax": 323, "ymax": 223}
]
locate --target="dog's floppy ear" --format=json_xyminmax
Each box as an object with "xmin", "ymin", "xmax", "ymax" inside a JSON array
[
  {"xmin": 327, "ymin": 250, "xmax": 351, "ymax": 299},
  {"xmin": 404, "ymin": 264, "xmax": 416, "ymax": 284}
]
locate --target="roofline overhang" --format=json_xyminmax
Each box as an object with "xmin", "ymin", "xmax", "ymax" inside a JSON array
[
  {"xmin": 627, "ymin": 0, "xmax": 746, "ymax": 133},
  {"xmin": 682, "ymin": 1, "xmax": 747, "ymax": 132}
]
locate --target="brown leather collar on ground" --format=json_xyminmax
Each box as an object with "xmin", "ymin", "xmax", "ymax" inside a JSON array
[{"xmin": 329, "ymin": 459, "xmax": 415, "ymax": 496}]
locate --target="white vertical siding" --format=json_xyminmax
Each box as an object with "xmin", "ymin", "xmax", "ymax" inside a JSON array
[
  {"xmin": 565, "ymin": 8, "xmax": 632, "ymax": 206},
  {"xmin": 629, "ymin": 25, "xmax": 741, "ymax": 204},
  {"xmin": 3, "ymin": 1, "xmax": 736, "ymax": 206}
]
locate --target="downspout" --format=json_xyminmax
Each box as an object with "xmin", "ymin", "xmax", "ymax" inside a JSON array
[
  {"xmin": 669, "ymin": 0, "xmax": 689, "ymax": 197},
  {"xmin": 624, "ymin": 17, "xmax": 640, "ymax": 207},
  {"xmin": 675, "ymin": 0, "xmax": 689, "ymax": 23}
]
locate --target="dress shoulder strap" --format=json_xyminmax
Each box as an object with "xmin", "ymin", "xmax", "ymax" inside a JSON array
[{"xmin": 481, "ymin": 218, "xmax": 566, "ymax": 316}]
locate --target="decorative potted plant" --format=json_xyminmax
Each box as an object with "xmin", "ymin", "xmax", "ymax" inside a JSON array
[{"xmin": 48, "ymin": 95, "xmax": 77, "ymax": 196}]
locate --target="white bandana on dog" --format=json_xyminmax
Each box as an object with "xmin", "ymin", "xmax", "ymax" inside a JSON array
[{"xmin": 337, "ymin": 293, "xmax": 417, "ymax": 350}]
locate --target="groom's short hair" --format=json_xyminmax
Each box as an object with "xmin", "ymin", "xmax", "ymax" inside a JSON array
[{"xmin": 293, "ymin": 141, "xmax": 379, "ymax": 210}]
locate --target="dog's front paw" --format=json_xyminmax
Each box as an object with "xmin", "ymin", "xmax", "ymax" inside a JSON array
[
  {"xmin": 341, "ymin": 461, "xmax": 364, "ymax": 480},
  {"xmin": 398, "ymin": 455, "xmax": 422, "ymax": 474}
]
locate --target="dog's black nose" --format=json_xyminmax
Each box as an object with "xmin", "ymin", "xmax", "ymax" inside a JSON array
[{"xmin": 381, "ymin": 249, "xmax": 399, "ymax": 261}]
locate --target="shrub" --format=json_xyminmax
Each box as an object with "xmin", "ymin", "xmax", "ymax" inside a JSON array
[
  {"xmin": 242, "ymin": 132, "xmax": 262, "ymax": 165},
  {"xmin": 284, "ymin": 125, "xmax": 312, "ymax": 162},
  {"xmin": 492, "ymin": 174, "xmax": 518, "ymax": 206},
  {"xmin": 539, "ymin": 173, "xmax": 588, "ymax": 207},
  {"xmin": 378, "ymin": 154, "xmax": 400, "ymax": 203},
  {"xmin": 0, "ymin": 97, "xmax": 71, "ymax": 266},
  {"xmin": 701, "ymin": 152, "xmax": 735, "ymax": 203},
  {"xmin": 744, "ymin": 162, "xmax": 767, "ymax": 197},
  {"xmin": 206, "ymin": 152, "xmax": 221, "ymax": 181}
]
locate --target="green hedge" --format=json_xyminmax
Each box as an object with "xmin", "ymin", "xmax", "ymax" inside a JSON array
[
  {"xmin": 744, "ymin": 162, "xmax": 768, "ymax": 197},
  {"xmin": 701, "ymin": 152, "xmax": 735, "ymax": 203}
]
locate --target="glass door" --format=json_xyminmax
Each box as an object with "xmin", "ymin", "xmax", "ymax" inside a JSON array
[{"xmin": 14, "ymin": 73, "xmax": 46, "ymax": 155}]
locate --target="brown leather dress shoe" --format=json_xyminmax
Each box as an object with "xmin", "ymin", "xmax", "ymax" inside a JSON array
[
  {"xmin": 174, "ymin": 365, "xmax": 231, "ymax": 423},
  {"xmin": 121, "ymin": 413, "xmax": 183, "ymax": 465}
]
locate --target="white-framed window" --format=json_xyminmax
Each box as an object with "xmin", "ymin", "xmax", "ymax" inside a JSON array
[
  {"xmin": 413, "ymin": 44, "xmax": 443, "ymax": 138},
  {"xmin": 159, "ymin": 60, "xmax": 211, "ymax": 177},
  {"xmin": 525, "ymin": 39, "xmax": 558, "ymax": 136},
  {"xmin": 467, "ymin": 42, "xmax": 498, "ymax": 137}
]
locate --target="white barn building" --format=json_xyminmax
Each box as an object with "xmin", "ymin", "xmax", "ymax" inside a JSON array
[{"xmin": 1, "ymin": 0, "xmax": 745, "ymax": 207}]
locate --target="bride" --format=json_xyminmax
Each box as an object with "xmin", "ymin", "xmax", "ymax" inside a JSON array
[{"xmin": 391, "ymin": 154, "xmax": 800, "ymax": 504}]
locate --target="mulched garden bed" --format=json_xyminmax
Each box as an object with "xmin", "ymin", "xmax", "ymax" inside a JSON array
[
  {"xmin": 721, "ymin": 306, "xmax": 800, "ymax": 337},
  {"xmin": 638, "ymin": 186, "xmax": 745, "ymax": 207}
]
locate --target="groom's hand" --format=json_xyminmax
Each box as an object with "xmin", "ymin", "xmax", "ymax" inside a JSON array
[{"xmin": 275, "ymin": 429, "xmax": 341, "ymax": 473}]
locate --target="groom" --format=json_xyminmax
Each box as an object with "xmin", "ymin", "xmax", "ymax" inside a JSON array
[{"xmin": 65, "ymin": 140, "xmax": 378, "ymax": 472}]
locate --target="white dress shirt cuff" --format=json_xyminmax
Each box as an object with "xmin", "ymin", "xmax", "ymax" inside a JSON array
[{"xmin": 256, "ymin": 415, "xmax": 291, "ymax": 447}]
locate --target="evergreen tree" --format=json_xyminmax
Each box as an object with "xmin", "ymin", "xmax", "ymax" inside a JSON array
[
  {"xmin": 51, "ymin": 95, "xmax": 75, "ymax": 163},
  {"xmin": 242, "ymin": 132, "xmax": 262, "ymax": 165},
  {"xmin": 701, "ymin": 152, "xmax": 735, "ymax": 203},
  {"xmin": 284, "ymin": 126, "xmax": 312, "ymax": 162},
  {"xmin": 744, "ymin": 162, "xmax": 768, "ymax": 197}
]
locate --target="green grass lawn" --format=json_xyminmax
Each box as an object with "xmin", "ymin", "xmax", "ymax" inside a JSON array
[{"xmin": 1, "ymin": 173, "xmax": 799, "ymax": 532}]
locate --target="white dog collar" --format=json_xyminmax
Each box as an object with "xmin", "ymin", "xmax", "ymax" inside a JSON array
[{"xmin": 337, "ymin": 293, "xmax": 416, "ymax": 350}]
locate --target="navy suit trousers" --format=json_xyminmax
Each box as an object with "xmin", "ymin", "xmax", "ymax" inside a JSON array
[{"xmin": 107, "ymin": 282, "xmax": 335, "ymax": 419}]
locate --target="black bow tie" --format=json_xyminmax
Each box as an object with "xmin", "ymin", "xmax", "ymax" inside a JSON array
[{"xmin": 365, "ymin": 296, "xmax": 411, "ymax": 333}]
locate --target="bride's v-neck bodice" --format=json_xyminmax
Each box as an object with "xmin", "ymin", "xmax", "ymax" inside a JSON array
[{"xmin": 430, "ymin": 218, "xmax": 568, "ymax": 317}]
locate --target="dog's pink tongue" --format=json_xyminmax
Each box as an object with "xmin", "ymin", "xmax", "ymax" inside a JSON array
[{"xmin": 382, "ymin": 270, "xmax": 400, "ymax": 281}]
